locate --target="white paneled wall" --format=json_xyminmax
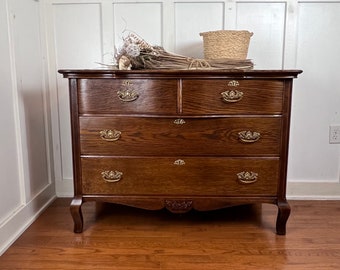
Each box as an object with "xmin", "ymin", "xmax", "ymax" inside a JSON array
[
  {"xmin": 174, "ymin": 2, "xmax": 225, "ymax": 57},
  {"xmin": 54, "ymin": 3, "xmax": 104, "ymax": 186},
  {"xmin": 47, "ymin": 0, "xmax": 340, "ymax": 199},
  {"xmin": 0, "ymin": 0, "xmax": 22, "ymax": 229},
  {"xmin": 288, "ymin": 1, "xmax": 340, "ymax": 197},
  {"xmin": 10, "ymin": 0, "xmax": 50, "ymax": 200},
  {"xmin": 113, "ymin": 2, "xmax": 163, "ymax": 47},
  {"xmin": 0, "ymin": 0, "xmax": 55, "ymax": 255},
  {"xmin": 236, "ymin": 2, "xmax": 286, "ymax": 68}
]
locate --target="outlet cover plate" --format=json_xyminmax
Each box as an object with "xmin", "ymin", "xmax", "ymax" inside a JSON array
[{"xmin": 329, "ymin": 125, "xmax": 340, "ymax": 144}]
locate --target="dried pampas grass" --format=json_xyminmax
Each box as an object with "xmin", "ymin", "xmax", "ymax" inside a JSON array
[{"xmin": 113, "ymin": 32, "xmax": 253, "ymax": 70}]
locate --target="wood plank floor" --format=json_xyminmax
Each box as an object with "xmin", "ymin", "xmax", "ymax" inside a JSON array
[{"xmin": 1, "ymin": 199, "xmax": 340, "ymax": 269}]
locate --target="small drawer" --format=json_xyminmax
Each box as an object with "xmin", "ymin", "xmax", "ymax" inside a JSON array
[
  {"xmin": 78, "ymin": 79, "xmax": 177, "ymax": 114},
  {"xmin": 79, "ymin": 116, "xmax": 282, "ymax": 156},
  {"xmin": 182, "ymin": 79, "xmax": 284, "ymax": 115},
  {"xmin": 81, "ymin": 157, "xmax": 279, "ymax": 196}
]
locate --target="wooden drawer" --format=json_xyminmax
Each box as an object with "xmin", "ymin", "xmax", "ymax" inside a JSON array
[
  {"xmin": 80, "ymin": 116, "xmax": 282, "ymax": 156},
  {"xmin": 78, "ymin": 79, "xmax": 177, "ymax": 114},
  {"xmin": 81, "ymin": 157, "xmax": 279, "ymax": 196},
  {"xmin": 182, "ymin": 79, "xmax": 284, "ymax": 115}
]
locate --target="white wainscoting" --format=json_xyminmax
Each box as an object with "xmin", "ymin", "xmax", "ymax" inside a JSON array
[
  {"xmin": 287, "ymin": 0, "xmax": 340, "ymax": 199},
  {"xmin": 0, "ymin": 0, "xmax": 56, "ymax": 255},
  {"xmin": 45, "ymin": 0, "xmax": 340, "ymax": 198}
]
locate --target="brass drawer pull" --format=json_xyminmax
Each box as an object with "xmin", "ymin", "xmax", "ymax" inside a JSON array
[
  {"xmin": 117, "ymin": 80, "xmax": 139, "ymax": 102},
  {"xmin": 117, "ymin": 89, "xmax": 139, "ymax": 102},
  {"xmin": 174, "ymin": 159, "xmax": 185, "ymax": 165},
  {"xmin": 238, "ymin": 131, "xmax": 261, "ymax": 143},
  {"xmin": 100, "ymin": 129, "xmax": 121, "ymax": 141},
  {"xmin": 228, "ymin": 80, "xmax": 240, "ymax": 87},
  {"xmin": 237, "ymin": 171, "xmax": 258, "ymax": 184},
  {"xmin": 174, "ymin": 119, "xmax": 186, "ymax": 125},
  {"xmin": 221, "ymin": 90, "xmax": 243, "ymax": 103},
  {"xmin": 101, "ymin": 170, "xmax": 123, "ymax": 183}
]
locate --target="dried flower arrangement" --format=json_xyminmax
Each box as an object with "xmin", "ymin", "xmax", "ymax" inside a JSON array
[{"xmin": 112, "ymin": 32, "xmax": 253, "ymax": 70}]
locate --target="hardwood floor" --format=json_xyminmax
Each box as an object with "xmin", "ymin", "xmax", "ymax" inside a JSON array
[{"xmin": 0, "ymin": 199, "xmax": 340, "ymax": 269}]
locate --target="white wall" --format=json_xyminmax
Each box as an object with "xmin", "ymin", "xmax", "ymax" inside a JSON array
[
  {"xmin": 288, "ymin": 1, "xmax": 340, "ymax": 197},
  {"xmin": 0, "ymin": 0, "xmax": 55, "ymax": 255},
  {"xmin": 289, "ymin": 2, "xmax": 340, "ymax": 198},
  {"xmin": 46, "ymin": 0, "xmax": 340, "ymax": 199}
]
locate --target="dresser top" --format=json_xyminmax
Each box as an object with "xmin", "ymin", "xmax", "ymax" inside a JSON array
[{"xmin": 58, "ymin": 69, "xmax": 302, "ymax": 79}]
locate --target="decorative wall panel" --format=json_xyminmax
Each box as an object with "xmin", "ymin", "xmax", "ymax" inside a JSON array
[
  {"xmin": 54, "ymin": 3, "xmax": 103, "ymax": 182},
  {"xmin": 236, "ymin": 2, "xmax": 286, "ymax": 68},
  {"xmin": 0, "ymin": 0, "xmax": 22, "ymax": 227},
  {"xmin": 288, "ymin": 2, "xmax": 340, "ymax": 183},
  {"xmin": 11, "ymin": 0, "xmax": 50, "ymax": 200},
  {"xmin": 113, "ymin": 2, "xmax": 163, "ymax": 49},
  {"xmin": 174, "ymin": 2, "xmax": 225, "ymax": 58}
]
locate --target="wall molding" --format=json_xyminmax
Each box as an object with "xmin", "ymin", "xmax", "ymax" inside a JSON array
[
  {"xmin": 56, "ymin": 178, "xmax": 74, "ymax": 197},
  {"xmin": 287, "ymin": 181, "xmax": 340, "ymax": 199},
  {"xmin": 0, "ymin": 184, "xmax": 56, "ymax": 256}
]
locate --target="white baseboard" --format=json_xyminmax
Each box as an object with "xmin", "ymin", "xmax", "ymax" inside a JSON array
[
  {"xmin": 0, "ymin": 184, "xmax": 56, "ymax": 256},
  {"xmin": 287, "ymin": 181, "xmax": 340, "ymax": 200},
  {"xmin": 55, "ymin": 178, "xmax": 73, "ymax": 197}
]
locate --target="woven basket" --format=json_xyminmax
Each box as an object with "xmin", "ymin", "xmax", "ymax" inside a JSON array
[{"xmin": 199, "ymin": 30, "xmax": 253, "ymax": 60}]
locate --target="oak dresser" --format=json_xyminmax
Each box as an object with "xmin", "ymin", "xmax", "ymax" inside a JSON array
[{"xmin": 58, "ymin": 69, "xmax": 302, "ymax": 234}]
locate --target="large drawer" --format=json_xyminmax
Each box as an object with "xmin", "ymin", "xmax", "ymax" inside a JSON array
[
  {"xmin": 78, "ymin": 79, "xmax": 178, "ymax": 114},
  {"xmin": 182, "ymin": 79, "xmax": 284, "ymax": 115},
  {"xmin": 81, "ymin": 157, "xmax": 279, "ymax": 196},
  {"xmin": 79, "ymin": 116, "xmax": 282, "ymax": 156}
]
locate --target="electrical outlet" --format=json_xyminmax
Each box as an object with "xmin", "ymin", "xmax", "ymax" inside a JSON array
[{"xmin": 329, "ymin": 125, "xmax": 340, "ymax": 144}]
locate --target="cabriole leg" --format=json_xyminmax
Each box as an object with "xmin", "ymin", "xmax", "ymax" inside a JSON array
[
  {"xmin": 70, "ymin": 196, "xmax": 83, "ymax": 233},
  {"xmin": 276, "ymin": 200, "xmax": 291, "ymax": 235}
]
